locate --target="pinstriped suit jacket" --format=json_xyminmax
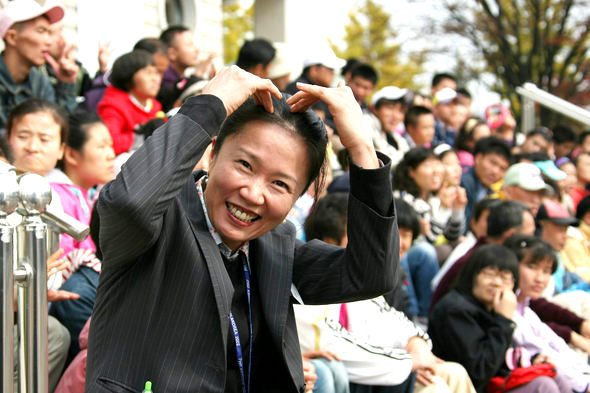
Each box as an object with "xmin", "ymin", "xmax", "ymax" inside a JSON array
[{"xmin": 85, "ymin": 95, "xmax": 398, "ymax": 393}]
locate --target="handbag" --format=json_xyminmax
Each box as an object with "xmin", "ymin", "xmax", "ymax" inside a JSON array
[{"xmin": 486, "ymin": 363, "xmax": 557, "ymax": 393}]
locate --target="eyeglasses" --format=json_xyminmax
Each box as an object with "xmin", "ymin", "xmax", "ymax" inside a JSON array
[{"xmin": 479, "ymin": 267, "xmax": 515, "ymax": 285}]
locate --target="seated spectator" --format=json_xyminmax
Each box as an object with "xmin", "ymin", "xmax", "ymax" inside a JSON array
[
  {"xmin": 402, "ymin": 106, "xmax": 435, "ymax": 149},
  {"xmin": 365, "ymin": 86, "xmax": 410, "ymax": 166},
  {"xmin": 394, "ymin": 148, "xmax": 467, "ymax": 319},
  {"xmin": 429, "ymin": 243, "xmax": 571, "ymax": 393},
  {"xmin": 347, "ymin": 63, "xmax": 378, "ymax": 113},
  {"xmin": 236, "ymin": 38, "xmax": 276, "ymax": 78},
  {"xmin": 461, "ymin": 136, "xmax": 511, "ymax": 229},
  {"xmin": 505, "ymin": 235, "xmax": 590, "ymax": 393},
  {"xmin": 430, "ymin": 200, "xmax": 536, "ymax": 310},
  {"xmin": 433, "ymin": 198, "xmax": 501, "ymax": 290},
  {"xmin": 394, "ymin": 147, "xmax": 465, "ymax": 244},
  {"xmin": 431, "ymin": 88, "xmax": 457, "ymax": 146},
  {"xmin": 454, "ymin": 117, "xmax": 491, "ymax": 171},
  {"xmin": 484, "ymin": 104, "xmax": 518, "ymax": 146},
  {"xmin": 552, "ymin": 124, "xmax": 577, "ymax": 159},
  {"xmin": 562, "ymin": 196, "xmax": 590, "ymax": 282},
  {"xmin": 570, "ymin": 152, "xmax": 590, "ymax": 210},
  {"xmin": 48, "ymin": 111, "xmax": 114, "ymax": 362},
  {"xmin": 297, "ymin": 193, "xmax": 475, "ymax": 393},
  {"xmin": 97, "ymin": 50, "xmax": 164, "ymax": 156},
  {"xmin": 500, "ymin": 163, "xmax": 551, "ymax": 216},
  {"xmin": 555, "ymin": 157, "xmax": 577, "ymax": 215},
  {"xmin": 0, "ymin": 0, "xmax": 78, "ymax": 128},
  {"xmin": 517, "ymin": 127, "xmax": 553, "ymax": 155}
]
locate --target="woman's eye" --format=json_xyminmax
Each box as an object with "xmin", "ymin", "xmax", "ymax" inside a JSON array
[
  {"xmin": 273, "ymin": 180, "xmax": 289, "ymax": 191},
  {"xmin": 238, "ymin": 160, "xmax": 251, "ymax": 169}
]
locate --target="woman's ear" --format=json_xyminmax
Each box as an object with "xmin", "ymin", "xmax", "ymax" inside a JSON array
[
  {"xmin": 58, "ymin": 142, "xmax": 66, "ymax": 160},
  {"xmin": 63, "ymin": 146, "xmax": 80, "ymax": 168}
]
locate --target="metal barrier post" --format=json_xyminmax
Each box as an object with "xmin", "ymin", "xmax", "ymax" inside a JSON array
[
  {"xmin": 14, "ymin": 174, "xmax": 52, "ymax": 393},
  {"xmin": 0, "ymin": 171, "xmax": 20, "ymax": 393}
]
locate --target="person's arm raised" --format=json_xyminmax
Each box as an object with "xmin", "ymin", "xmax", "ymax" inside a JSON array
[
  {"xmin": 287, "ymin": 81, "xmax": 378, "ymax": 169},
  {"xmin": 98, "ymin": 67, "xmax": 281, "ymax": 269}
]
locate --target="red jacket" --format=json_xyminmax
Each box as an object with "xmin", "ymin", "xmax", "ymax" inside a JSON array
[{"xmin": 97, "ymin": 85, "xmax": 163, "ymax": 155}]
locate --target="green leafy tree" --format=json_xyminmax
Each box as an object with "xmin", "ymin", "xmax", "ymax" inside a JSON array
[
  {"xmin": 223, "ymin": 3, "xmax": 254, "ymax": 65},
  {"xmin": 332, "ymin": 0, "xmax": 425, "ymax": 91},
  {"xmin": 443, "ymin": 0, "xmax": 590, "ymax": 125}
]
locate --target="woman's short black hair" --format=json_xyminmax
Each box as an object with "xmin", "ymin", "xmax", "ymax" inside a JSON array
[
  {"xmin": 213, "ymin": 95, "xmax": 328, "ymax": 200},
  {"xmin": 395, "ymin": 198, "xmax": 420, "ymax": 240},
  {"xmin": 110, "ymin": 50, "xmax": 156, "ymax": 92},
  {"xmin": 6, "ymin": 98, "xmax": 69, "ymax": 143},
  {"xmin": 393, "ymin": 146, "xmax": 438, "ymax": 198},
  {"xmin": 57, "ymin": 110, "xmax": 105, "ymax": 170},
  {"xmin": 503, "ymin": 234, "xmax": 557, "ymax": 274},
  {"xmin": 455, "ymin": 244, "xmax": 519, "ymax": 294},
  {"xmin": 455, "ymin": 116, "xmax": 487, "ymax": 152}
]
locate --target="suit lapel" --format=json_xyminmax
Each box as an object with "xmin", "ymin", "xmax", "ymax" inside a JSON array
[
  {"xmin": 181, "ymin": 176, "xmax": 233, "ymax": 350},
  {"xmin": 251, "ymin": 229, "xmax": 294, "ymax": 347}
]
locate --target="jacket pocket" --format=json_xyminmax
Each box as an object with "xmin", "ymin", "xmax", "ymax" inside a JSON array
[{"xmin": 96, "ymin": 377, "xmax": 139, "ymax": 393}]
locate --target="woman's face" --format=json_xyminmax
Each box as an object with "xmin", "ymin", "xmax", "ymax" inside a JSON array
[
  {"xmin": 472, "ymin": 267, "xmax": 515, "ymax": 310},
  {"xmin": 66, "ymin": 123, "xmax": 115, "ymax": 188},
  {"xmin": 204, "ymin": 121, "xmax": 309, "ymax": 250},
  {"xmin": 131, "ymin": 64, "xmax": 162, "ymax": 100},
  {"xmin": 558, "ymin": 162, "xmax": 576, "ymax": 195},
  {"xmin": 518, "ymin": 257, "xmax": 553, "ymax": 300},
  {"xmin": 8, "ymin": 111, "xmax": 64, "ymax": 176},
  {"xmin": 441, "ymin": 151, "xmax": 462, "ymax": 186},
  {"xmin": 409, "ymin": 157, "xmax": 444, "ymax": 195}
]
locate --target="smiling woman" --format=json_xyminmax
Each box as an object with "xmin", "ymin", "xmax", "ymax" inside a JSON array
[{"xmin": 86, "ymin": 66, "xmax": 399, "ymax": 393}]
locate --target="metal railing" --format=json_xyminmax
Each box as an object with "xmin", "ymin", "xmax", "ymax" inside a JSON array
[
  {"xmin": 1, "ymin": 168, "xmax": 89, "ymax": 393},
  {"xmin": 516, "ymin": 82, "xmax": 590, "ymax": 133}
]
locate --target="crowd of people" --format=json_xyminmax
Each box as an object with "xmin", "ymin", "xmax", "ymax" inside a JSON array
[{"xmin": 1, "ymin": 1, "xmax": 590, "ymax": 393}]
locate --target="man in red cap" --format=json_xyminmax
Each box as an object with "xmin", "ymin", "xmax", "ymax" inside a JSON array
[{"xmin": 0, "ymin": 0, "xmax": 78, "ymax": 127}]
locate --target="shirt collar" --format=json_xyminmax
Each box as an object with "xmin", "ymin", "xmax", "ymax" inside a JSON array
[{"xmin": 196, "ymin": 176, "xmax": 250, "ymax": 264}]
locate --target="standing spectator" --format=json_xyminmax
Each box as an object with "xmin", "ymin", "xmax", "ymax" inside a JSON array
[
  {"xmin": 268, "ymin": 42, "xmax": 291, "ymax": 92},
  {"xmin": 159, "ymin": 25, "xmax": 199, "ymax": 88},
  {"xmin": 552, "ymin": 124, "xmax": 577, "ymax": 159},
  {"xmin": 461, "ymin": 136, "xmax": 511, "ymax": 230},
  {"xmin": 454, "ymin": 117, "xmax": 491, "ymax": 171},
  {"xmin": 570, "ymin": 152, "xmax": 590, "ymax": 210},
  {"xmin": 365, "ymin": 86, "xmax": 410, "ymax": 166},
  {"xmin": 236, "ymin": 38, "xmax": 276, "ymax": 78},
  {"xmin": 0, "ymin": 0, "xmax": 78, "ymax": 127},
  {"xmin": 518, "ymin": 127, "xmax": 553, "ymax": 155},
  {"xmin": 403, "ymin": 106, "xmax": 436, "ymax": 148},
  {"xmin": 485, "ymin": 104, "xmax": 517, "ymax": 146},
  {"xmin": 431, "ymin": 88, "xmax": 457, "ymax": 146},
  {"xmin": 579, "ymin": 130, "xmax": 590, "ymax": 155},
  {"xmin": 430, "ymin": 72, "xmax": 457, "ymax": 98},
  {"xmin": 347, "ymin": 63, "xmax": 378, "ymax": 113},
  {"xmin": 97, "ymin": 50, "xmax": 163, "ymax": 156},
  {"xmin": 500, "ymin": 163, "xmax": 550, "ymax": 216}
]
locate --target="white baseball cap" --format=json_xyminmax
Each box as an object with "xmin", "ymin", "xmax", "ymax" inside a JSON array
[
  {"xmin": 433, "ymin": 87, "xmax": 457, "ymax": 106},
  {"xmin": 303, "ymin": 46, "xmax": 346, "ymax": 70},
  {"xmin": 0, "ymin": 0, "xmax": 64, "ymax": 38},
  {"xmin": 503, "ymin": 163, "xmax": 552, "ymax": 192},
  {"xmin": 371, "ymin": 86, "xmax": 408, "ymax": 106}
]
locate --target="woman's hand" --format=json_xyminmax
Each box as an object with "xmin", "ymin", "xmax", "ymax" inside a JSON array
[
  {"xmin": 201, "ymin": 66, "xmax": 282, "ymax": 116},
  {"xmin": 47, "ymin": 249, "xmax": 68, "ymax": 279},
  {"xmin": 302, "ymin": 358, "xmax": 317, "ymax": 392},
  {"xmin": 287, "ymin": 81, "xmax": 379, "ymax": 169},
  {"xmin": 452, "ymin": 187, "xmax": 468, "ymax": 211},
  {"xmin": 493, "ymin": 288, "xmax": 517, "ymax": 319}
]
